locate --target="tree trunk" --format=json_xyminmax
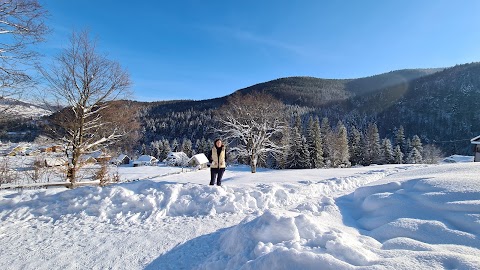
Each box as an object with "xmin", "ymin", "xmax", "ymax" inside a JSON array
[{"xmin": 250, "ymin": 154, "xmax": 257, "ymax": 173}]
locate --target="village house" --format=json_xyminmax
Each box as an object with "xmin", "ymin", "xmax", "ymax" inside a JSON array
[
  {"xmin": 188, "ymin": 153, "xmax": 209, "ymax": 169},
  {"xmin": 110, "ymin": 154, "xmax": 130, "ymax": 166},
  {"xmin": 133, "ymin": 155, "xmax": 158, "ymax": 167}
]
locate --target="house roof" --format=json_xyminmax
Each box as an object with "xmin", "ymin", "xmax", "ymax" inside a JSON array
[
  {"xmin": 190, "ymin": 153, "xmax": 209, "ymax": 164},
  {"xmin": 136, "ymin": 155, "xmax": 157, "ymax": 162},
  {"xmin": 471, "ymin": 135, "xmax": 480, "ymax": 144}
]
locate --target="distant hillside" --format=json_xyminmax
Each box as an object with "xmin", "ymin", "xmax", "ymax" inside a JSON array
[
  {"xmin": 138, "ymin": 63, "xmax": 479, "ymax": 155},
  {"xmin": 0, "ymin": 98, "xmax": 53, "ymax": 119},
  {"xmin": 3, "ymin": 62, "xmax": 479, "ymax": 156}
]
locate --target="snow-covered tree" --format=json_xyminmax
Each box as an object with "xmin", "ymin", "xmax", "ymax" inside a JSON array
[
  {"xmin": 349, "ymin": 125, "xmax": 363, "ymax": 166},
  {"xmin": 422, "ymin": 144, "xmax": 443, "ymax": 164},
  {"xmin": 393, "ymin": 145, "xmax": 403, "ymax": 164},
  {"xmin": 320, "ymin": 117, "xmax": 332, "ymax": 166},
  {"xmin": 407, "ymin": 147, "xmax": 423, "ymax": 164},
  {"xmin": 364, "ymin": 123, "xmax": 381, "ymax": 165},
  {"xmin": 41, "ymin": 30, "xmax": 131, "ymax": 184},
  {"xmin": 159, "ymin": 139, "xmax": 171, "ymax": 161},
  {"xmin": 287, "ymin": 127, "xmax": 310, "ymax": 169},
  {"xmin": 407, "ymin": 135, "xmax": 423, "ymax": 164},
  {"xmin": 308, "ymin": 117, "xmax": 323, "ymax": 168},
  {"xmin": 181, "ymin": 138, "xmax": 193, "ymax": 157},
  {"xmin": 332, "ymin": 121, "xmax": 350, "ymax": 168},
  {"xmin": 275, "ymin": 125, "xmax": 291, "ymax": 169},
  {"xmin": 411, "ymin": 135, "xmax": 423, "ymax": 154},
  {"xmin": 381, "ymin": 138, "xmax": 394, "ymax": 164},
  {"xmin": 171, "ymin": 138, "xmax": 179, "ymax": 152},
  {"xmin": 394, "ymin": 125, "xmax": 406, "ymax": 154},
  {"xmin": 215, "ymin": 92, "xmax": 286, "ymax": 173},
  {"xmin": 196, "ymin": 137, "xmax": 210, "ymax": 155}
]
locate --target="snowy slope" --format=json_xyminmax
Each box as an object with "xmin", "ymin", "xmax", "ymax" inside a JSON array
[
  {"xmin": 0, "ymin": 163, "xmax": 479, "ymax": 269},
  {"xmin": 0, "ymin": 98, "xmax": 52, "ymax": 119}
]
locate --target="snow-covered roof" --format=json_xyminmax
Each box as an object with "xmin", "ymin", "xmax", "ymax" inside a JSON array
[
  {"xmin": 136, "ymin": 155, "xmax": 157, "ymax": 162},
  {"xmin": 167, "ymin": 152, "xmax": 188, "ymax": 159},
  {"xmin": 190, "ymin": 153, "xmax": 209, "ymax": 164},
  {"xmin": 471, "ymin": 135, "xmax": 480, "ymax": 144},
  {"xmin": 112, "ymin": 154, "xmax": 129, "ymax": 162}
]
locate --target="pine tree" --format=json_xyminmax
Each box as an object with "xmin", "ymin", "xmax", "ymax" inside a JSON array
[
  {"xmin": 159, "ymin": 139, "xmax": 171, "ymax": 161},
  {"xmin": 349, "ymin": 125, "xmax": 363, "ymax": 166},
  {"xmin": 407, "ymin": 148, "xmax": 423, "ymax": 164},
  {"xmin": 407, "ymin": 135, "xmax": 423, "ymax": 164},
  {"xmin": 393, "ymin": 145, "xmax": 403, "ymax": 164},
  {"xmin": 395, "ymin": 125, "xmax": 406, "ymax": 154},
  {"xmin": 182, "ymin": 139, "xmax": 193, "ymax": 157},
  {"xmin": 333, "ymin": 121, "xmax": 350, "ymax": 168},
  {"xmin": 287, "ymin": 127, "xmax": 304, "ymax": 169},
  {"xmin": 299, "ymin": 136, "xmax": 311, "ymax": 169},
  {"xmin": 196, "ymin": 137, "xmax": 209, "ymax": 155},
  {"xmin": 364, "ymin": 123, "xmax": 381, "ymax": 165},
  {"xmin": 381, "ymin": 138, "xmax": 394, "ymax": 164},
  {"xmin": 411, "ymin": 135, "xmax": 423, "ymax": 154},
  {"xmin": 277, "ymin": 125, "xmax": 291, "ymax": 169},
  {"xmin": 320, "ymin": 117, "xmax": 332, "ymax": 166},
  {"xmin": 171, "ymin": 139, "xmax": 179, "ymax": 152},
  {"xmin": 309, "ymin": 117, "xmax": 323, "ymax": 168}
]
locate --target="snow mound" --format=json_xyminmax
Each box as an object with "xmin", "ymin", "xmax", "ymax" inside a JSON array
[
  {"xmin": 197, "ymin": 210, "xmax": 379, "ymax": 270},
  {"xmin": 0, "ymin": 166, "xmax": 409, "ymax": 225},
  {"xmin": 341, "ymin": 163, "xmax": 480, "ymax": 249}
]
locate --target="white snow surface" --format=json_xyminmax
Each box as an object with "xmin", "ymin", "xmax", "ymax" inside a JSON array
[{"xmin": 0, "ymin": 163, "xmax": 479, "ymax": 269}]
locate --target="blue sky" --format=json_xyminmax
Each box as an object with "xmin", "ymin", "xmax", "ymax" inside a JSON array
[{"xmin": 40, "ymin": 0, "xmax": 480, "ymax": 101}]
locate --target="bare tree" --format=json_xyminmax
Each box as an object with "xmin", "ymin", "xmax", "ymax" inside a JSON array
[
  {"xmin": 41, "ymin": 30, "xmax": 131, "ymax": 185},
  {"xmin": 215, "ymin": 92, "xmax": 286, "ymax": 173},
  {"xmin": 0, "ymin": 0, "xmax": 48, "ymax": 118}
]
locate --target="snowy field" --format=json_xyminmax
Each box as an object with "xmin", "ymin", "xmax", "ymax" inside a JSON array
[{"xmin": 0, "ymin": 162, "xmax": 479, "ymax": 269}]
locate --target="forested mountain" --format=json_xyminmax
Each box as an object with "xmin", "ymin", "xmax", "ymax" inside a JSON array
[
  {"xmin": 137, "ymin": 63, "xmax": 480, "ymax": 156},
  {"xmin": 2, "ymin": 62, "xmax": 479, "ymax": 158}
]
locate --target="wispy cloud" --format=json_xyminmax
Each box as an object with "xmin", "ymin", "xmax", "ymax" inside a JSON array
[{"xmin": 199, "ymin": 25, "xmax": 308, "ymax": 57}]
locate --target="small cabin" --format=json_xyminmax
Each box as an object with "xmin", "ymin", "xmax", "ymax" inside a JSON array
[
  {"xmin": 188, "ymin": 153, "xmax": 209, "ymax": 169},
  {"xmin": 471, "ymin": 135, "xmax": 480, "ymax": 162},
  {"xmin": 111, "ymin": 154, "xmax": 131, "ymax": 166},
  {"xmin": 133, "ymin": 155, "xmax": 158, "ymax": 167}
]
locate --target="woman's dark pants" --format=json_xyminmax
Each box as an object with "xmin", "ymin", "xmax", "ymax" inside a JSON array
[{"xmin": 210, "ymin": 168, "xmax": 225, "ymax": 186}]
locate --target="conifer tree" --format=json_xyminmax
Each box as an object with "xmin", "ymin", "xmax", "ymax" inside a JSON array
[
  {"xmin": 364, "ymin": 123, "xmax": 381, "ymax": 165},
  {"xmin": 407, "ymin": 148, "xmax": 423, "ymax": 164},
  {"xmin": 320, "ymin": 117, "xmax": 332, "ymax": 166},
  {"xmin": 381, "ymin": 138, "xmax": 394, "ymax": 164},
  {"xmin": 182, "ymin": 139, "xmax": 193, "ymax": 157},
  {"xmin": 299, "ymin": 136, "xmax": 311, "ymax": 169},
  {"xmin": 333, "ymin": 121, "xmax": 350, "ymax": 168},
  {"xmin": 349, "ymin": 125, "xmax": 363, "ymax": 165},
  {"xmin": 394, "ymin": 145, "xmax": 403, "ymax": 164},
  {"xmin": 411, "ymin": 135, "xmax": 423, "ymax": 154},
  {"xmin": 309, "ymin": 117, "xmax": 323, "ymax": 168},
  {"xmin": 171, "ymin": 139, "xmax": 179, "ymax": 152},
  {"xmin": 159, "ymin": 139, "xmax": 171, "ymax": 161},
  {"xmin": 287, "ymin": 127, "xmax": 304, "ymax": 169},
  {"xmin": 395, "ymin": 125, "xmax": 406, "ymax": 154},
  {"xmin": 277, "ymin": 125, "xmax": 291, "ymax": 169}
]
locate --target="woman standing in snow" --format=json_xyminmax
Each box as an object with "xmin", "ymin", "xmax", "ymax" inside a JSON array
[{"xmin": 208, "ymin": 139, "xmax": 226, "ymax": 186}]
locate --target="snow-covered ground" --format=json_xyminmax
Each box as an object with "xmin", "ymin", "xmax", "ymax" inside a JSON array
[{"xmin": 0, "ymin": 163, "xmax": 479, "ymax": 269}]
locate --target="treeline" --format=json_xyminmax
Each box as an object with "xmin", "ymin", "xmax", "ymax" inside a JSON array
[{"xmin": 138, "ymin": 113, "xmax": 442, "ymax": 169}]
